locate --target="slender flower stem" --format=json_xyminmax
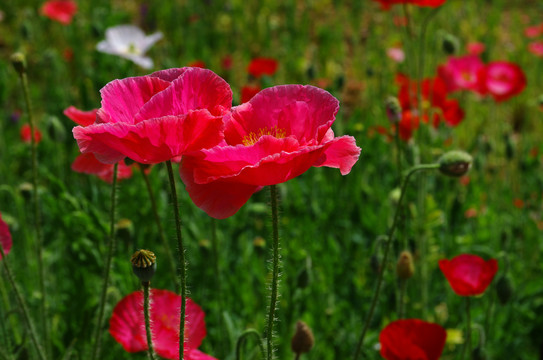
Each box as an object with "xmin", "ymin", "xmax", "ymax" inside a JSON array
[
  {"xmin": 14, "ymin": 55, "xmax": 49, "ymax": 353},
  {"xmin": 143, "ymin": 282, "xmax": 156, "ymax": 360},
  {"xmin": 235, "ymin": 329, "xmax": 266, "ymax": 360},
  {"xmin": 139, "ymin": 165, "xmax": 178, "ymax": 291},
  {"xmin": 91, "ymin": 163, "xmax": 119, "ymax": 360},
  {"xmin": 462, "ymin": 297, "xmax": 472, "ymax": 360},
  {"xmin": 165, "ymin": 160, "xmax": 187, "ymax": 360},
  {"xmin": 265, "ymin": 185, "xmax": 280, "ymax": 360},
  {"xmin": 353, "ymin": 163, "xmax": 439, "ymax": 360},
  {"xmin": 0, "ymin": 245, "xmax": 47, "ymax": 360},
  {"xmin": 398, "ymin": 279, "xmax": 407, "ymax": 319}
]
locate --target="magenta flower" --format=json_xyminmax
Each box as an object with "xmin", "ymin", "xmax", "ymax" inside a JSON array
[
  {"xmin": 476, "ymin": 61, "xmax": 527, "ymax": 102},
  {"xmin": 528, "ymin": 42, "xmax": 543, "ymax": 57},
  {"xmin": 437, "ymin": 55, "xmax": 485, "ymax": 93},
  {"xmin": 439, "ymin": 254, "xmax": 498, "ymax": 296},
  {"xmin": 109, "ymin": 289, "xmax": 216, "ymax": 360},
  {"xmin": 73, "ymin": 67, "xmax": 230, "ymax": 164},
  {"xmin": 180, "ymin": 85, "xmax": 361, "ymax": 219},
  {"xmin": 0, "ymin": 212, "xmax": 12, "ymax": 260}
]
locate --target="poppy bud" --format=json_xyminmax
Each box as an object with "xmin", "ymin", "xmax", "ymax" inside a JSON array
[
  {"xmin": 19, "ymin": 182, "xmax": 33, "ymax": 201},
  {"xmin": 131, "ymin": 249, "xmax": 156, "ymax": 283},
  {"xmin": 115, "ymin": 218, "xmax": 134, "ymax": 242},
  {"xmin": 442, "ymin": 33, "xmax": 460, "ymax": 55},
  {"xmin": 11, "ymin": 52, "xmax": 26, "ymax": 75},
  {"xmin": 385, "ymin": 96, "xmax": 402, "ymax": 124},
  {"xmin": 438, "ymin": 150, "xmax": 473, "ymax": 177},
  {"xmin": 396, "ymin": 250, "xmax": 415, "ymax": 280},
  {"xmin": 291, "ymin": 321, "xmax": 314, "ymax": 356},
  {"xmin": 496, "ymin": 275, "xmax": 513, "ymax": 305}
]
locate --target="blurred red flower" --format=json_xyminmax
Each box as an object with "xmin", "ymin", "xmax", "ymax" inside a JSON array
[
  {"xmin": 20, "ymin": 124, "xmax": 42, "ymax": 144},
  {"xmin": 240, "ymin": 84, "xmax": 261, "ymax": 103},
  {"xmin": 40, "ymin": 0, "xmax": 77, "ymax": 25},
  {"xmin": 188, "ymin": 60, "xmax": 206, "ymax": 68},
  {"xmin": 247, "ymin": 57, "xmax": 278, "ymax": 78},
  {"xmin": 0, "ymin": 212, "xmax": 12, "ymax": 260},
  {"xmin": 528, "ymin": 42, "xmax": 543, "ymax": 57},
  {"xmin": 524, "ymin": 23, "xmax": 543, "ymax": 38},
  {"xmin": 109, "ymin": 289, "xmax": 217, "ymax": 360},
  {"xmin": 477, "ymin": 61, "xmax": 527, "ymax": 102},
  {"xmin": 439, "ymin": 254, "xmax": 498, "ymax": 296},
  {"xmin": 221, "ymin": 55, "xmax": 233, "ymax": 70},
  {"xmin": 437, "ymin": 55, "xmax": 485, "ymax": 93},
  {"xmin": 379, "ymin": 319, "xmax": 447, "ymax": 360},
  {"xmin": 374, "ymin": 0, "xmax": 446, "ymax": 10},
  {"xmin": 467, "ymin": 42, "xmax": 485, "ymax": 55}
]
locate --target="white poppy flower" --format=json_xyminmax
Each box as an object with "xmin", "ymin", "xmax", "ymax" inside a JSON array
[{"xmin": 96, "ymin": 25, "xmax": 163, "ymax": 69}]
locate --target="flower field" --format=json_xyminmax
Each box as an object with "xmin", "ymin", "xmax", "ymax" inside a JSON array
[{"xmin": 1, "ymin": 0, "xmax": 542, "ymax": 359}]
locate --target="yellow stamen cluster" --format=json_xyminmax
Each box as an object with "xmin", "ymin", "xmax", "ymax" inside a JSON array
[{"xmin": 242, "ymin": 126, "xmax": 287, "ymax": 146}]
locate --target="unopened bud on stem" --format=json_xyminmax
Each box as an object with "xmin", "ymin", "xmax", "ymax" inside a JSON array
[
  {"xmin": 438, "ymin": 150, "xmax": 472, "ymax": 177},
  {"xmin": 131, "ymin": 249, "xmax": 156, "ymax": 283},
  {"xmin": 11, "ymin": 52, "xmax": 27, "ymax": 75},
  {"xmin": 291, "ymin": 321, "xmax": 314, "ymax": 356},
  {"xmin": 396, "ymin": 250, "xmax": 415, "ymax": 280}
]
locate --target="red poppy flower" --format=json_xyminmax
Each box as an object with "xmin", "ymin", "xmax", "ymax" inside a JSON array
[
  {"xmin": 20, "ymin": 124, "xmax": 42, "ymax": 144},
  {"xmin": 528, "ymin": 42, "xmax": 543, "ymax": 57},
  {"xmin": 180, "ymin": 85, "xmax": 361, "ymax": 219},
  {"xmin": 524, "ymin": 24, "xmax": 543, "ymax": 38},
  {"xmin": 221, "ymin": 55, "xmax": 233, "ymax": 70},
  {"xmin": 379, "ymin": 319, "xmax": 447, "ymax": 360},
  {"xmin": 188, "ymin": 60, "xmax": 206, "ymax": 68},
  {"xmin": 437, "ymin": 55, "xmax": 485, "ymax": 93},
  {"xmin": 373, "ymin": 0, "xmax": 446, "ymax": 10},
  {"xmin": 240, "ymin": 84, "xmax": 261, "ymax": 103},
  {"xmin": 439, "ymin": 254, "xmax": 498, "ymax": 296},
  {"xmin": 109, "ymin": 289, "xmax": 216, "ymax": 360},
  {"xmin": 40, "ymin": 0, "xmax": 77, "ymax": 25},
  {"xmin": 476, "ymin": 61, "xmax": 526, "ymax": 102},
  {"xmin": 0, "ymin": 212, "xmax": 12, "ymax": 260},
  {"xmin": 467, "ymin": 42, "xmax": 485, "ymax": 55},
  {"xmin": 73, "ymin": 67, "xmax": 229, "ymax": 164},
  {"xmin": 247, "ymin": 57, "xmax": 278, "ymax": 78}
]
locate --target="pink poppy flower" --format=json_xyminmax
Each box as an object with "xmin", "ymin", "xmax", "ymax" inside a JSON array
[
  {"xmin": 386, "ymin": 47, "xmax": 405, "ymax": 63},
  {"xmin": 247, "ymin": 57, "xmax": 278, "ymax": 78},
  {"xmin": 180, "ymin": 85, "xmax": 361, "ymax": 219},
  {"xmin": 528, "ymin": 42, "xmax": 543, "ymax": 57},
  {"xmin": 0, "ymin": 212, "xmax": 12, "ymax": 260},
  {"xmin": 477, "ymin": 61, "xmax": 527, "ymax": 102},
  {"xmin": 73, "ymin": 67, "xmax": 230, "ymax": 164},
  {"xmin": 20, "ymin": 124, "xmax": 42, "ymax": 144},
  {"xmin": 524, "ymin": 24, "xmax": 543, "ymax": 38},
  {"xmin": 40, "ymin": 0, "xmax": 77, "ymax": 25},
  {"xmin": 109, "ymin": 289, "xmax": 217, "ymax": 360},
  {"xmin": 380, "ymin": 319, "xmax": 446, "ymax": 360},
  {"xmin": 467, "ymin": 42, "xmax": 485, "ymax": 55},
  {"xmin": 439, "ymin": 254, "xmax": 498, "ymax": 296},
  {"xmin": 437, "ymin": 55, "xmax": 485, "ymax": 92}
]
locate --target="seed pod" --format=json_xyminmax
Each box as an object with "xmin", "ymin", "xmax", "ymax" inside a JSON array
[
  {"xmin": 496, "ymin": 275, "xmax": 513, "ymax": 305},
  {"xmin": 131, "ymin": 249, "xmax": 156, "ymax": 283},
  {"xmin": 291, "ymin": 321, "xmax": 314, "ymax": 356},
  {"xmin": 11, "ymin": 52, "xmax": 26, "ymax": 75},
  {"xmin": 396, "ymin": 250, "xmax": 415, "ymax": 280},
  {"xmin": 438, "ymin": 150, "xmax": 473, "ymax": 177}
]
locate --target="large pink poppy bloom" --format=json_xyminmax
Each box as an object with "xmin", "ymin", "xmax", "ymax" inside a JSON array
[
  {"xmin": 439, "ymin": 254, "xmax": 498, "ymax": 296},
  {"xmin": 476, "ymin": 61, "xmax": 527, "ymax": 102},
  {"xmin": 437, "ymin": 55, "xmax": 485, "ymax": 93},
  {"xmin": 40, "ymin": 0, "xmax": 77, "ymax": 25},
  {"xmin": 180, "ymin": 85, "xmax": 361, "ymax": 219},
  {"xmin": 380, "ymin": 319, "xmax": 446, "ymax": 360},
  {"xmin": 0, "ymin": 213, "xmax": 12, "ymax": 260},
  {"xmin": 73, "ymin": 67, "xmax": 230, "ymax": 164},
  {"xmin": 109, "ymin": 289, "xmax": 216, "ymax": 360}
]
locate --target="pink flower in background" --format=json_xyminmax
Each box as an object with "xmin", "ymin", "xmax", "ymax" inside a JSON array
[
  {"xmin": 73, "ymin": 67, "xmax": 230, "ymax": 164},
  {"xmin": 109, "ymin": 289, "xmax": 217, "ymax": 360},
  {"xmin": 528, "ymin": 42, "xmax": 543, "ymax": 57},
  {"xmin": 439, "ymin": 254, "xmax": 498, "ymax": 296},
  {"xmin": 437, "ymin": 55, "xmax": 485, "ymax": 92},
  {"xmin": 477, "ymin": 61, "xmax": 527, "ymax": 102},
  {"xmin": 41, "ymin": 0, "xmax": 77, "ymax": 25},
  {"xmin": 247, "ymin": 57, "xmax": 278, "ymax": 78},
  {"xmin": 0, "ymin": 213, "xmax": 12, "ymax": 260},
  {"xmin": 524, "ymin": 23, "xmax": 543, "ymax": 38},
  {"xmin": 20, "ymin": 124, "xmax": 42, "ymax": 144},
  {"xmin": 180, "ymin": 85, "xmax": 361, "ymax": 219},
  {"xmin": 386, "ymin": 47, "xmax": 405, "ymax": 63},
  {"xmin": 467, "ymin": 42, "xmax": 485, "ymax": 55}
]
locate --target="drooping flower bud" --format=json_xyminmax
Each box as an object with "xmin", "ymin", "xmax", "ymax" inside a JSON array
[
  {"xmin": 291, "ymin": 321, "xmax": 314, "ymax": 356},
  {"xmin": 442, "ymin": 33, "xmax": 460, "ymax": 55},
  {"xmin": 385, "ymin": 96, "xmax": 402, "ymax": 124},
  {"xmin": 11, "ymin": 52, "xmax": 27, "ymax": 75},
  {"xmin": 396, "ymin": 250, "xmax": 415, "ymax": 280},
  {"xmin": 131, "ymin": 249, "xmax": 156, "ymax": 283},
  {"xmin": 438, "ymin": 150, "xmax": 473, "ymax": 177}
]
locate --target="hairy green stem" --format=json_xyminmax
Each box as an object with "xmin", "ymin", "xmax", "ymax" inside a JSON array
[
  {"xmin": 235, "ymin": 329, "xmax": 266, "ymax": 360},
  {"xmin": 143, "ymin": 282, "xmax": 156, "ymax": 360},
  {"xmin": 265, "ymin": 185, "xmax": 280, "ymax": 360},
  {"xmin": 353, "ymin": 163, "xmax": 439, "ymax": 359},
  {"xmin": 165, "ymin": 160, "xmax": 187, "ymax": 360},
  {"xmin": 91, "ymin": 163, "xmax": 118, "ymax": 360}
]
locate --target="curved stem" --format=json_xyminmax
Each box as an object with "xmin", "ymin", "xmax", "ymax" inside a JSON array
[
  {"xmin": 165, "ymin": 160, "xmax": 187, "ymax": 360},
  {"xmin": 143, "ymin": 282, "xmax": 156, "ymax": 360},
  {"xmin": 139, "ymin": 165, "xmax": 178, "ymax": 291},
  {"xmin": 91, "ymin": 163, "xmax": 118, "ymax": 360},
  {"xmin": 0, "ymin": 246, "xmax": 47, "ymax": 360},
  {"xmin": 235, "ymin": 329, "xmax": 266, "ymax": 360},
  {"xmin": 265, "ymin": 185, "xmax": 280, "ymax": 360},
  {"xmin": 353, "ymin": 163, "xmax": 439, "ymax": 359}
]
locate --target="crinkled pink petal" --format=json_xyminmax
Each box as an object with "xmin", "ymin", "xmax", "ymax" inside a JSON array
[
  {"xmin": 109, "ymin": 291, "xmax": 147, "ymax": 352},
  {"xmin": 186, "ymin": 349, "xmax": 219, "ymax": 360},
  {"xmin": 226, "ymin": 85, "xmax": 339, "ymax": 145},
  {"xmin": 64, "ymin": 106, "xmax": 98, "ymax": 127},
  {"xmin": 313, "ymin": 134, "xmax": 361, "ymax": 175},
  {"xmin": 97, "ymin": 76, "xmax": 171, "ymax": 124},
  {"xmin": 149, "ymin": 68, "xmax": 190, "ymax": 82},
  {"xmin": 0, "ymin": 213, "xmax": 12, "ymax": 260},
  {"xmin": 74, "ymin": 110, "xmax": 223, "ymax": 164},
  {"xmin": 135, "ymin": 68, "xmax": 233, "ymax": 122}
]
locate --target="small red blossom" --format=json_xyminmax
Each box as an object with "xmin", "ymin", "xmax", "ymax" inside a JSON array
[
  {"xmin": 240, "ymin": 85, "xmax": 261, "ymax": 104},
  {"xmin": 0, "ymin": 213, "xmax": 13, "ymax": 260},
  {"xmin": 40, "ymin": 0, "xmax": 77, "ymax": 25},
  {"xmin": 374, "ymin": 0, "xmax": 446, "ymax": 10},
  {"xmin": 528, "ymin": 42, "xmax": 543, "ymax": 57},
  {"xmin": 188, "ymin": 60, "xmax": 206, "ymax": 68},
  {"xmin": 380, "ymin": 319, "xmax": 447, "ymax": 360},
  {"xmin": 524, "ymin": 23, "xmax": 543, "ymax": 38},
  {"xmin": 437, "ymin": 55, "xmax": 485, "ymax": 93},
  {"xmin": 513, "ymin": 198, "xmax": 524, "ymax": 209},
  {"xmin": 459, "ymin": 175, "xmax": 470, "ymax": 186},
  {"xmin": 467, "ymin": 42, "xmax": 485, "ymax": 55},
  {"xmin": 109, "ymin": 289, "xmax": 217, "ymax": 360},
  {"xmin": 387, "ymin": 47, "xmax": 405, "ymax": 63},
  {"xmin": 464, "ymin": 207, "xmax": 477, "ymax": 218},
  {"xmin": 20, "ymin": 124, "xmax": 42, "ymax": 144},
  {"xmin": 247, "ymin": 57, "xmax": 278, "ymax": 78},
  {"xmin": 221, "ymin": 55, "xmax": 233, "ymax": 70},
  {"xmin": 63, "ymin": 47, "xmax": 74, "ymax": 62},
  {"xmin": 439, "ymin": 254, "xmax": 498, "ymax": 296},
  {"xmin": 477, "ymin": 61, "xmax": 527, "ymax": 102}
]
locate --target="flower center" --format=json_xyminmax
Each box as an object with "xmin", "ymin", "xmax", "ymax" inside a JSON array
[
  {"xmin": 241, "ymin": 126, "xmax": 286, "ymax": 146},
  {"xmin": 126, "ymin": 43, "xmax": 140, "ymax": 55}
]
